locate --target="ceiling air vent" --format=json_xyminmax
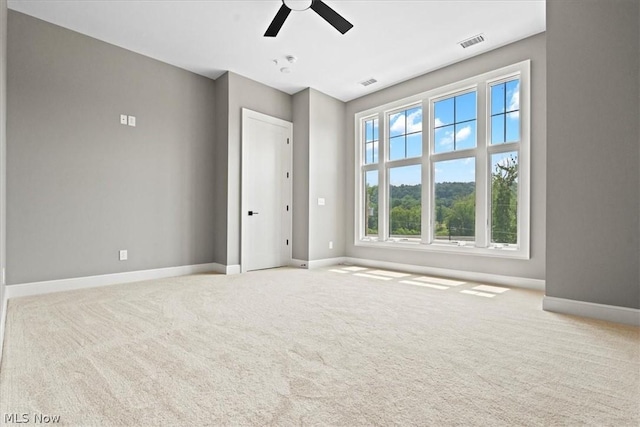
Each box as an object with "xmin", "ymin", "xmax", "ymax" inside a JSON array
[
  {"xmin": 459, "ymin": 34, "xmax": 485, "ymax": 49},
  {"xmin": 360, "ymin": 78, "xmax": 378, "ymax": 87}
]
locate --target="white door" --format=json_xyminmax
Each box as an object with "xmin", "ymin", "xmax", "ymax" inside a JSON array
[{"xmin": 241, "ymin": 109, "xmax": 292, "ymax": 272}]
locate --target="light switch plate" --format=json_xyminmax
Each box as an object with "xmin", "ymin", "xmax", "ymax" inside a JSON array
[
  {"xmin": 318, "ymin": 198, "xmax": 325, "ymax": 206},
  {"xmin": 119, "ymin": 250, "xmax": 128, "ymax": 261},
  {"xmin": 120, "ymin": 114, "xmax": 128, "ymax": 125},
  {"xmin": 128, "ymin": 116, "xmax": 136, "ymax": 127}
]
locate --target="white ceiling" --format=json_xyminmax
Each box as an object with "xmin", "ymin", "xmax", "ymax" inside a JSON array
[{"xmin": 7, "ymin": 0, "xmax": 546, "ymax": 102}]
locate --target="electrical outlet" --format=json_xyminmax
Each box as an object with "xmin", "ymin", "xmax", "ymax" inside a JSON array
[
  {"xmin": 329, "ymin": 241, "xmax": 333, "ymax": 249},
  {"xmin": 120, "ymin": 114, "xmax": 128, "ymax": 125},
  {"xmin": 128, "ymin": 115, "xmax": 136, "ymax": 127},
  {"xmin": 119, "ymin": 250, "xmax": 128, "ymax": 261}
]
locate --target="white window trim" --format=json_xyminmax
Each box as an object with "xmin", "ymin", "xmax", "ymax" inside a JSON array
[{"xmin": 354, "ymin": 60, "xmax": 531, "ymax": 259}]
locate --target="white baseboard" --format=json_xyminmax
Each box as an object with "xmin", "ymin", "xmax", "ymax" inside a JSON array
[
  {"xmin": 543, "ymin": 296, "xmax": 640, "ymax": 327},
  {"xmin": 341, "ymin": 257, "xmax": 545, "ymax": 291},
  {"xmin": 290, "ymin": 258, "xmax": 347, "ymax": 269},
  {"xmin": 211, "ymin": 264, "xmax": 240, "ymax": 275},
  {"xmin": 0, "ymin": 292, "xmax": 7, "ymax": 366},
  {"xmin": 308, "ymin": 257, "xmax": 348, "ymax": 269},
  {"xmin": 5, "ymin": 262, "xmax": 221, "ymax": 300},
  {"xmin": 290, "ymin": 259, "xmax": 309, "ymax": 268},
  {"xmin": 225, "ymin": 264, "xmax": 241, "ymax": 275}
]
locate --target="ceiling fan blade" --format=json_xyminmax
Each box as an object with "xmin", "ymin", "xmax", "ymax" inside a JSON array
[
  {"xmin": 264, "ymin": 4, "xmax": 292, "ymax": 37},
  {"xmin": 310, "ymin": 0, "xmax": 353, "ymax": 34}
]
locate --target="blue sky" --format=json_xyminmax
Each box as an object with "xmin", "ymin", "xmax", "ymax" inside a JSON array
[{"xmin": 365, "ymin": 79, "xmax": 520, "ymax": 186}]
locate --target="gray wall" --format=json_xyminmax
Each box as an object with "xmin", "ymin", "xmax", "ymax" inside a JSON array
[
  {"xmin": 308, "ymin": 89, "xmax": 346, "ymax": 261},
  {"xmin": 546, "ymin": 0, "xmax": 640, "ymax": 308},
  {"xmin": 291, "ymin": 88, "xmax": 347, "ymax": 262},
  {"xmin": 345, "ymin": 33, "xmax": 547, "ymax": 280},
  {"xmin": 213, "ymin": 73, "xmax": 229, "ymax": 266},
  {"xmin": 292, "ymin": 89, "xmax": 310, "ymax": 261},
  {"xmin": 7, "ymin": 12, "xmax": 217, "ymax": 284},
  {"xmin": 222, "ymin": 72, "xmax": 292, "ymax": 267},
  {"xmin": 1, "ymin": 0, "xmax": 7, "ymax": 325}
]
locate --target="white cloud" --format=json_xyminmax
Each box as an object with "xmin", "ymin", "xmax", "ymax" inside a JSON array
[
  {"xmin": 389, "ymin": 113, "xmax": 404, "ymax": 134},
  {"xmin": 434, "ymin": 117, "xmax": 444, "ymax": 128},
  {"xmin": 435, "ymin": 128, "xmax": 454, "ymax": 147},
  {"xmin": 407, "ymin": 110, "xmax": 422, "ymax": 133},
  {"xmin": 508, "ymin": 82, "xmax": 520, "ymax": 111},
  {"xmin": 456, "ymin": 125, "xmax": 471, "ymax": 141},
  {"xmin": 390, "ymin": 109, "xmax": 422, "ymax": 135},
  {"xmin": 507, "ymin": 111, "xmax": 519, "ymax": 120}
]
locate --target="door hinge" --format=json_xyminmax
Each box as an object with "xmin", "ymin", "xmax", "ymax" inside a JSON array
[
  {"xmin": 287, "ymin": 138, "xmax": 290, "ymax": 144},
  {"xmin": 286, "ymin": 172, "xmax": 290, "ymax": 178},
  {"xmin": 286, "ymin": 239, "xmax": 289, "ymax": 245},
  {"xmin": 286, "ymin": 205, "xmax": 289, "ymax": 211}
]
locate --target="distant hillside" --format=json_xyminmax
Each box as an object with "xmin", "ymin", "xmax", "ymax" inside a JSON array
[
  {"xmin": 386, "ymin": 182, "xmax": 475, "ymax": 207},
  {"xmin": 434, "ymin": 182, "xmax": 475, "ymax": 207}
]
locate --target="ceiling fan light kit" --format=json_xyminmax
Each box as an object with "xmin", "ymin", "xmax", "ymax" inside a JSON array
[{"xmin": 264, "ymin": 0, "xmax": 353, "ymax": 37}]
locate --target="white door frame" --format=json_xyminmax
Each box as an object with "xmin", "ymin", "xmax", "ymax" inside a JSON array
[{"xmin": 240, "ymin": 108, "xmax": 293, "ymax": 273}]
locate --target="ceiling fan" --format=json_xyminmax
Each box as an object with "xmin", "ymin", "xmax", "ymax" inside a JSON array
[{"xmin": 264, "ymin": 0, "xmax": 354, "ymax": 37}]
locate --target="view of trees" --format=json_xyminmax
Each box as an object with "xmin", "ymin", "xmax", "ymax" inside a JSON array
[
  {"xmin": 365, "ymin": 155, "xmax": 518, "ymax": 244},
  {"xmin": 491, "ymin": 154, "xmax": 518, "ymax": 244},
  {"xmin": 434, "ymin": 182, "xmax": 475, "ymax": 240},
  {"xmin": 366, "ymin": 183, "xmax": 378, "ymax": 235},
  {"xmin": 389, "ymin": 185, "xmax": 421, "ymax": 236}
]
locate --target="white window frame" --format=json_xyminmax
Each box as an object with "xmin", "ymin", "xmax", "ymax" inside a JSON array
[{"xmin": 354, "ymin": 60, "xmax": 530, "ymax": 259}]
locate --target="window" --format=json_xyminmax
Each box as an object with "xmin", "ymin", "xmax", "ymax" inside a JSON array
[
  {"xmin": 364, "ymin": 118, "xmax": 379, "ymax": 164},
  {"xmin": 364, "ymin": 170, "xmax": 379, "ymax": 237},
  {"xmin": 356, "ymin": 61, "xmax": 530, "ymax": 258},
  {"xmin": 389, "ymin": 165, "xmax": 421, "ymax": 239},
  {"xmin": 434, "ymin": 91, "xmax": 477, "ymax": 153},
  {"xmin": 388, "ymin": 106, "xmax": 422, "ymax": 160},
  {"xmin": 490, "ymin": 80, "xmax": 520, "ymax": 144},
  {"xmin": 434, "ymin": 158, "xmax": 475, "ymax": 244}
]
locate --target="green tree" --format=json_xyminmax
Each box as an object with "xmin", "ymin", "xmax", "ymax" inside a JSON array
[
  {"xmin": 492, "ymin": 155, "xmax": 518, "ymax": 244},
  {"xmin": 445, "ymin": 192, "xmax": 475, "ymax": 237},
  {"xmin": 389, "ymin": 184, "xmax": 421, "ymax": 236},
  {"xmin": 366, "ymin": 184, "xmax": 378, "ymax": 234}
]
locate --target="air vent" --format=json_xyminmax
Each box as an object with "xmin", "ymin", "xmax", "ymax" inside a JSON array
[
  {"xmin": 459, "ymin": 34, "xmax": 485, "ymax": 49},
  {"xmin": 360, "ymin": 78, "xmax": 378, "ymax": 87}
]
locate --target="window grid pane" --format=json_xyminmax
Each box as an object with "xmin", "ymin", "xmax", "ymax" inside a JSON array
[
  {"xmin": 389, "ymin": 165, "xmax": 421, "ymax": 238},
  {"xmin": 433, "ymin": 91, "xmax": 477, "ymax": 153},
  {"xmin": 364, "ymin": 118, "xmax": 379, "ymax": 164},
  {"xmin": 365, "ymin": 171, "xmax": 379, "ymax": 237},
  {"xmin": 491, "ymin": 152, "xmax": 518, "ymax": 244},
  {"xmin": 490, "ymin": 79, "xmax": 520, "ymax": 144},
  {"xmin": 434, "ymin": 158, "xmax": 476, "ymax": 243},
  {"xmin": 388, "ymin": 107, "xmax": 422, "ymax": 160}
]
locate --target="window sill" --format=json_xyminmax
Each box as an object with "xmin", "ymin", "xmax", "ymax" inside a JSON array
[{"xmin": 355, "ymin": 239, "xmax": 529, "ymax": 259}]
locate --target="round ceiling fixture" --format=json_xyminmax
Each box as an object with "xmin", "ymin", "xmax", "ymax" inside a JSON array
[
  {"xmin": 280, "ymin": 67, "xmax": 291, "ymax": 74},
  {"xmin": 283, "ymin": 0, "xmax": 313, "ymax": 12}
]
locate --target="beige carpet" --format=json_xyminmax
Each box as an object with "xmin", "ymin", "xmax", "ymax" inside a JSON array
[{"xmin": 1, "ymin": 266, "xmax": 638, "ymax": 426}]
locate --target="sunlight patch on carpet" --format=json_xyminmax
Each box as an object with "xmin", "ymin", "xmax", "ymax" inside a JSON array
[
  {"xmin": 400, "ymin": 280, "xmax": 448, "ymax": 290},
  {"xmin": 461, "ymin": 290, "xmax": 496, "ymax": 298},
  {"xmin": 473, "ymin": 284, "xmax": 510, "ymax": 294},
  {"xmin": 368, "ymin": 270, "xmax": 412, "ymax": 278},
  {"xmin": 413, "ymin": 276, "xmax": 466, "ymax": 286},
  {"xmin": 354, "ymin": 273, "xmax": 392, "ymax": 281}
]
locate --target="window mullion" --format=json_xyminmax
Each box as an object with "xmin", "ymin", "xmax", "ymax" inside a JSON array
[
  {"xmin": 422, "ymin": 99, "xmax": 431, "ymax": 244},
  {"xmin": 377, "ymin": 111, "xmax": 388, "ymax": 241},
  {"xmin": 475, "ymin": 83, "xmax": 488, "ymax": 248}
]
